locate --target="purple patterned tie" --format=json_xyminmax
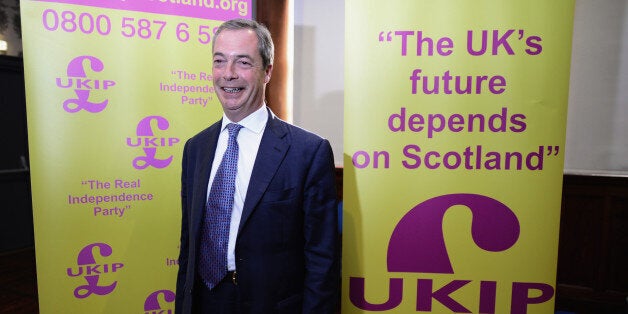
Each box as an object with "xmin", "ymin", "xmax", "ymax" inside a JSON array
[{"xmin": 199, "ymin": 123, "xmax": 243, "ymax": 289}]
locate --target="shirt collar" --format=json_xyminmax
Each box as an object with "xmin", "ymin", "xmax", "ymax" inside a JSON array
[{"xmin": 220, "ymin": 104, "xmax": 268, "ymax": 135}]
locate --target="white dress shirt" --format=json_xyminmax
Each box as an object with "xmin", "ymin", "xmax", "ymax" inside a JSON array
[{"xmin": 206, "ymin": 105, "xmax": 268, "ymax": 271}]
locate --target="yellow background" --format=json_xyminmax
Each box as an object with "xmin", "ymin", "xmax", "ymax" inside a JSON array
[
  {"xmin": 344, "ymin": 1, "xmax": 575, "ymax": 313},
  {"xmin": 22, "ymin": 2, "xmax": 223, "ymax": 312}
]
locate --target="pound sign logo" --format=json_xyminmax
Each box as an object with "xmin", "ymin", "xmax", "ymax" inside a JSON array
[{"xmin": 56, "ymin": 55, "xmax": 116, "ymax": 113}]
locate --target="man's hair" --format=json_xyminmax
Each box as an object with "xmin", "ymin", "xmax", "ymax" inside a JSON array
[{"xmin": 213, "ymin": 19, "xmax": 274, "ymax": 70}]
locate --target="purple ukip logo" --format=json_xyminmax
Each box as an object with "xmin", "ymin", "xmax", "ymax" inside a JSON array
[
  {"xmin": 66, "ymin": 242, "xmax": 124, "ymax": 299},
  {"xmin": 348, "ymin": 193, "xmax": 557, "ymax": 313},
  {"xmin": 144, "ymin": 289, "xmax": 175, "ymax": 314},
  {"xmin": 56, "ymin": 55, "xmax": 115, "ymax": 113},
  {"xmin": 126, "ymin": 116, "xmax": 180, "ymax": 170}
]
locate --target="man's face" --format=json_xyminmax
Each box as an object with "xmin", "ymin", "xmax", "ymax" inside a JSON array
[{"xmin": 212, "ymin": 29, "xmax": 272, "ymax": 122}]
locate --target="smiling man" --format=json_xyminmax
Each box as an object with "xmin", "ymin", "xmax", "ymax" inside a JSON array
[{"xmin": 175, "ymin": 19, "xmax": 340, "ymax": 314}]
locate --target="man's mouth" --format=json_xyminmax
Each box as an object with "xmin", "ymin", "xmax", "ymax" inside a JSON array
[{"xmin": 223, "ymin": 87, "xmax": 243, "ymax": 93}]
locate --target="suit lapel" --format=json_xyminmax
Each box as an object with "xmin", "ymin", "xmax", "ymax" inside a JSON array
[
  {"xmin": 191, "ymin": 121, "xmax": 222, "ymax": 237},
  {"xmin": 238, "ymin": 111, "xmax": 289, "ymax": 233}
]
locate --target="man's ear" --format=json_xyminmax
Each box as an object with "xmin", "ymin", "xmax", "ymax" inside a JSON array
[{"xmin": 264, "ymin": 64, "xmax": 273, "ymax": 83}]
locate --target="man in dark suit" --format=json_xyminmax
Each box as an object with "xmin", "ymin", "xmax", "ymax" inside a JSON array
[{"xmin": 175, "ymin": 19, "xmax": 339, "ymax": 314}]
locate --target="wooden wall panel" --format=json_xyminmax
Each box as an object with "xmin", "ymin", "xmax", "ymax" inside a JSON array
[
  {"xmin": 0, "ymin": 56, "xmax": 33, "ymax": 252},
  {"xmin": 255, "ymin": 0, "xmax": 291, "ymax": 121},
  {"xmin": 556, "ymin": 174, "xmax": 627, "ymax": 313}
]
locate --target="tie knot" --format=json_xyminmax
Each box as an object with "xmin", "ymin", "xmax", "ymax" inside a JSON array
[{"xmin": 226, "ymin": 123, "xmax": 243, "ymax": 138}]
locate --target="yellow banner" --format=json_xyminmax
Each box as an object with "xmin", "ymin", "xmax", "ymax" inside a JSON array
[
  {"xmin": 343, "ymin": 1, "xmax": 574, "ymax": 313},
  {"xmin": 21, "ymin": 1, "xmax": 251, "ymax": 312}
]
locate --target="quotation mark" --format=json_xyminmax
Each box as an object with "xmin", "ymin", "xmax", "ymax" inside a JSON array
[
  {"xmin": 379, "ymin": 31, "xmax": 392, "ymax": 42},
  {"xmin": 546, "ymin": 146, "xmax": 560, "ymax": 156}
]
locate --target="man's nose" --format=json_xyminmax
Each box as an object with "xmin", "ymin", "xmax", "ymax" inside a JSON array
[{"xmin": 223, "ymin": 62, "xmax": 238, "ymax": 80}]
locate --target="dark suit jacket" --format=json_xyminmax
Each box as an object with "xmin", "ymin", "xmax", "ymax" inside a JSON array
[{"xmin": 175, "ymin": 109, "xmax": 339, "ymax": 314}]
